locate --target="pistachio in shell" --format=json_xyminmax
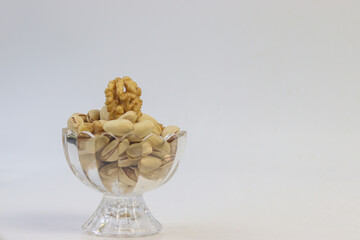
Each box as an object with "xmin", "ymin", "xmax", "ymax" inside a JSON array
[
  {"xmin": 87, "ymin": 109, "xmax": 100, "ymax": 123},
  {"xmin": 161, "ymin": 126, "xmax": 180, "ymax": 138},
  {"xmin": 133, "ymin": 120, "xmax": 154, "ymax": 138},
  {"xmin": 103, "ymin": 119, "xmax": 134, "ymax": 137},
  {"xmin": 100, "ymin": 105, "xmax": 110, "ymax": 121},
  {"xmin": 95, "ymin": 134, "xmax": 111, "ymax": 152},
  {"xmin": 126, "ymin": 141, "xmax": 152, "ymax": 159},
  {"xmin": 99, "ymin": 139, "xmax": 121, "ymax": 162},
  {"xmin": 119, "ymin": 167, "xmax": 139, "ymax": 186},
  {"xmin": 119, "ymin": 111, "xmax": 137, "ymax": 123},
  {"xmin": 67, "ymin": 114, "xmax": 85, "ymax": 132},
  {"xmin": 151, "ymin": 142, "xmax": 170, "ymax": 158},
  {"xmin": 138, "ymin": 155, "xmax": 162, "ymax": 173}
]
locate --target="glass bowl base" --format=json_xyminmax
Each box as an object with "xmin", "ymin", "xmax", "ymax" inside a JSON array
[{"xmin": 82, "ymin": 193, "xmax": 162, "ymax": 237}]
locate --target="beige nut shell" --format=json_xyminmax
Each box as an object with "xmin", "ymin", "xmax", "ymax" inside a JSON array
[
  {"xmin": 161, "ymin": 126, "xmax": 180, "ymax": 138},
  {"xmin": 133, "ymin": 120, "xmax": 154, "ymax": 138},
  {"xmin": 103, "ymin": 119, "xmax": 134, "ymax": 137},
  {"xmin": 138, "ymin": 155, "xmax": 162, "ymax": 173}
]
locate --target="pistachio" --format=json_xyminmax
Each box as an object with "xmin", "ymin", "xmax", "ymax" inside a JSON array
[
  {"xmin": 146, "ymin": 134, "xmax": 165, "ymax": 148},
  {"xmin": 161, "ymin": 126, "xmax": 180, "ymax": 138},
  {"xmin": 144, "ymin": 159, "xmax": 174, "ymax": 180},
  {"xmin": 142, "ymin": 141, "xmax": 153, "ymax": 156},
  {"xmin": 126, "ymin": 141, "xmax": 152, "ymax": 159},
  {"xmin": 119, "ymin": 167, "xmax": 138, "ymax": 186},
  {"xmin": 118, "ymin": 138, "xmax": 130, "ymax": 155},
  {"xmin": 151, "ymin": 142, "xmax": 170, "ymax": 158},
  {"xmin": 100, "ymin": 139, "xmax": 121, "ymax": 162},
  {"xmin": 100, "ymin": 105, "xmax": 110, "ymax": 121},
  {"xmin": 138, "ymin": 149, "xmax": 174, "ymax": 180},
  {"xmin": 138, "ymin": 113, "xmax": 159, "ymax": 125},
  {"xmin": 119, "ymin": 111, "xmax": 137, "ymax": 123},
  {"xmin": 133, "ymin": 120, "xmax": 154, "ymax": 138},
  {"xmin": 99, "ymin": 162, "xmax": 119, "ymax": 192},
  {"xmin": 152, "ymin": 123, "xmax": 162, "ymax": 135},
  {"xmin": 78, "ymin": 122, "xmax": 94, "ymax": 133},
  {"xmin": 118, "ymin": 153, "xmax": 139, "ymax": 167},
  {"xmin": 95, "ymin": 134, "xmax": 110, "ymax": 152},
  {"xmin": 103, "ymin": 119, "xmax": 134, "ymax": 137},
  {"xmin": 87, "ymin": 109, "xmax": 100, "ymax": 123},
  {"xmin": 92, "ymin": 120, "xmax": 105, "ymax": 134},
  {"xmin": 126, "ymin": 143, "xmax": 141, "ymax": 158},
  {"xmin": 138, "ymin": 155, "xmax": 162, "ymax": 173},
  {"xmin": 76, "ymin": 113, "xmax": 88, "ymax": 122},
  {"xmin": 127, "ymin": 134, "xmax": 142, "ymax": 143},
  {"xmin": 67, "ymin": 114, "xmax": 84, "ymax": 132}
]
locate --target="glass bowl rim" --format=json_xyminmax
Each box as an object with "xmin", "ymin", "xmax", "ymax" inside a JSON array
[{"xmin": 62, "ymin": 128, "xmax": 187, "ymax": 142}]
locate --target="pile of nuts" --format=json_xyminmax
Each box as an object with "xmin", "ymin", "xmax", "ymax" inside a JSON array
[{"xmin": 67, "ymin": 76, "xmax": 180, "ymax": 194}]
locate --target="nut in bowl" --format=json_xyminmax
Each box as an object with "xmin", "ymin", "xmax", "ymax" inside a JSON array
[{"xmin": 62, "ymin": 76, "xmax": 187, "ymax": 237}]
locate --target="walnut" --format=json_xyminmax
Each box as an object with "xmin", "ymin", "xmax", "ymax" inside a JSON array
[{"xmin": 105, "ymin": 77, "xmax": 143, "ymax": 120}]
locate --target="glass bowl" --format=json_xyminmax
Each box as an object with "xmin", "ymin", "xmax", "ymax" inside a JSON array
[{"xmin": 62, "ymin": 129, "xmax": 187, "ymax": 237}]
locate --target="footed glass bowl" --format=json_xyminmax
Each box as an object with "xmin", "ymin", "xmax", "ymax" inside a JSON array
[{"xmin": 62, "ymin": 128, "xmax": 187, "ymax": 237}]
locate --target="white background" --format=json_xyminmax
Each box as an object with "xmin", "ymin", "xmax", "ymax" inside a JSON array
[{"xmin": 1, "ymin": 0, "xmax": 360, "ymax": 239}]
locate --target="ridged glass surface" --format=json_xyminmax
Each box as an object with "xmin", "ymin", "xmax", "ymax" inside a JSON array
[{"xmin": 62, "ymin": 129, "xmax": 187, "ymax": 237}]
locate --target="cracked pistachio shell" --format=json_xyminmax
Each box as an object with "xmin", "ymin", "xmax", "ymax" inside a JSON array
[
  {"xmin": 76, "ymin": 113, "xmax": 88, "ymax": 122},
  {"xmin": 103, "ymin": 119, "xmax": 134, "ymax": 137},
  {"xmin": 118, "ymin": 139, "xmax": 130, "ymax": 155},
  {"xmin": 100, "ymin": 139, "xmax": 120, "ymax": 162},
  {"xmin": 126, "ymin": 141, "xmax": 152, "ymax": 159},
  {"xmin": 151, "ymin": 142, "xmax": 170, "ymax": 158},
  {"xmin": 95, "ymin": 134, "xmax": 111, "ymax": 152},
  {"xmin": 67, "ymin": 114, "xmax": 84, "ymax": 131},
  {"xmin": 161, "ymin": 126, "xmax": 180, "ymax": 138},
  {"xmin": 87, "ymin": 109, "xmax": 100, "ymax": 123},
  {"xmin": 119, "ymin": 167, "xmax": 138, "ymax": 186},
  {"xmin": 100, "ymin": 105, "xmax": 110, "ymax": 121},
  {"xmin": 138, "ymin": 155, "xmax": 162, "ymax": 173},
  {"xmin": 119, "ymin": 111, "xmax": 137, "ymax": 123},
  {"xmin": 133, "ymin": 120, "xmax": 154, "ymax": 138},
  {"xmin": 138, "ymin": 113, "xmax": 159, "ymax": 125}
]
